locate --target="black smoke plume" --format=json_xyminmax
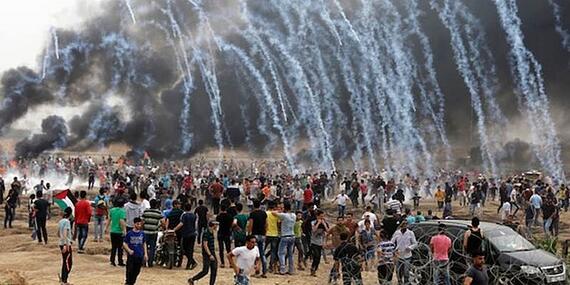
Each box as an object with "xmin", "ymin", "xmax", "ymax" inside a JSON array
[{"xmin": 15, "ymin": 115, "xmax": 68, "ymax": 158}]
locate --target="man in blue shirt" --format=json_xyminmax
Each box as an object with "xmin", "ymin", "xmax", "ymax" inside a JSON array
[{"xmin": 123, "ymin": 217, "xmax": 148, "ymax": 285}]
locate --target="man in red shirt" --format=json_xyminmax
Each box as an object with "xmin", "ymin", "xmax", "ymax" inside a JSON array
[
  {"xmin": 209, "ymin": 178, "xmax": 224, "ymax": 214},
  {"xmin": 75, "ymin": 190, "xmax": 92, "ymax": 253},
  {"xmin": 430, "ymin": 223, "xmax": 452, "ymax": 285},
  {"xmin": 303, "ymin": 184, "xmax": 313, "ymax": 209}
]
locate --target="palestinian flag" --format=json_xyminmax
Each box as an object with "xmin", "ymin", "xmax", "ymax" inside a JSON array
[{"xmin": 54, "ymin": 190, "xmax": 77, "ymax": 216}]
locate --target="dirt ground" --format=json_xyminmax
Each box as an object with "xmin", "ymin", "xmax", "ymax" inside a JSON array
[{"xmin": 0, "ymin": 196, "xmax": 568, "ymax": 285}]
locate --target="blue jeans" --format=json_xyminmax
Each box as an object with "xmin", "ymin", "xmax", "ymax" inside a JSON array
[
  {"xmin": 254, "ymin": 235, "xmax": 267, "ymax": 274},
  {"xmin": 295, "ymin": 200, "xmax": 302, "ymax": 211},
  {"xmin": 396, "ymin": 257, "xmax": 411, "ymax": 285},
  {"xmin": 94, "ymin": 216, "xmax": 105, "ymax": 240},
  {"xmin": 267, "ymin": 236, "xmax": 280, "ymax": 269},
  {"xmin": 77, "ymin": 224, "xmax": 89, "ymax": 250},
  {"xmin": 433, "ymin": 260, "xmax": 451, "ymax": 285},
  {"xmin": 278, "ymin": 236, "xmax": 295, "ymax": 274},
  {"xmin": 145, "ymin": 233, "xmax": 157, "ymax": 266},
  {"xmin": 338, "ymin": 205, "xmax": 346, "ymax": 217}
]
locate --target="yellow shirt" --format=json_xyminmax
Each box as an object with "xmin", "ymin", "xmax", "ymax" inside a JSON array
[{"xmin": 266, "ymin": 211, "xmax": 279, "ymax": 237}]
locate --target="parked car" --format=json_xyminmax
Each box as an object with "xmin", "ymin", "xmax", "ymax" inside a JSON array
[{"xmin": 408, "ymin": 220, "xmax": 567, "ymax": 285}]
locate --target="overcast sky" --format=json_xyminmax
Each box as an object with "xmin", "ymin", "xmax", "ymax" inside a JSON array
[{"xmin": 0, "ymin": 0, "xmax": 104, "ymax": 73}]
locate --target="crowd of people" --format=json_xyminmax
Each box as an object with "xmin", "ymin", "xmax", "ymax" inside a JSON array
[{"xmin": 0, "ymin": 155, "xmax": 568, "ymax": 285}]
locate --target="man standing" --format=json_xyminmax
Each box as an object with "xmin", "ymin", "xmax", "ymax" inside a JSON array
[
  {"xmin": 430, "ymin": 223, "xmax": 452, "ymax": 285},
  {"xmin": 125, "ymin": 193, "xmax": 142, "ymax": 233},
  {"xmin": 166, "ymin": 200, "xmax": 184, "ymax": 266},
  {"xmin": 194, "ymin": 200, "xmax": 209, "ymax": 243},
  {"xmin": 464, "ymin": 251, "xmax": 489, "ymax": 285},
  {"xmin": 391, "ymin": 220, "xmax": 417, "ymax": 284},
  {"xmin": 272, "ymin": 202, "xmax": 296, "ymax": 275},
  {"xmin": 530, "ymin": 190, "xmax": 543, "ymax": 227},
  {"xmin": 106, "ymin": 199, "xmax": 127, "ymax": 266},
  {"xmin": 228, "ymin": 235, "xmax": 261, "ymax": 285},
  {"xmin": 233, "ymin": 203, "xmax": 249, "ymax": 248},
  {"xmin": 209, "ymin": 179, "xmax": 224, "ymax": 215},
  {"xmin": 247, "ymin": 199, "xmax": 268, "ymax": 278},
  {"xmin": 463, "ymin": 217, "xmax": 483, "ymax": 257},
  {"xmin": 75, "ymin": 191, "xmax": 92, "ymax": 253},
  {"xmin": 333, "ymin": 232, "xmax": 363, "ymax": 285},
  {"xmin": 123, "ymin": 217, "xmax": 148, "ymax": 285},
  {"xmin": 174, "ymin": 203, "xmax": 198, "ymax": 270},
  {"xmin": 58, "ymin": 207, "xmax": 73, "ymax": 285},
  {"xmin": 93, "ymin": 188, "xmax": 109, "ymax": 243},
  {"xmin": 142, "ymin": 199, "xmax": 162, "ymax": 267},
  {"xmin": 33, "ymin": 190, "xmax": 50, "ymax": 245},
  {"xmin": 216, "ymin": 205, "xmax": 234, "ymax": 268},
  {"xmin": 310, "ymin": 210, "xmax": 330, "ymax": 276},
  {"xmin": 303, "ymin": 184, "xmax": 314, "ymax": 209},
  {"xmin": 188, "ymin": 221, "xmax": 218, "ymax": 285},
  {"xmin": 265, "ymin": 202, "xmax": 280, "ymax": 273},
  {"xmin": 376, "ymin": 230, "xmax": 396, "ymax": 285}
]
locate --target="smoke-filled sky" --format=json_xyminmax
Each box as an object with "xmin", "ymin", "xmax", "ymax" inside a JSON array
[{"xmin": 1, "ymin": 0, "xmax": 570, "ymax": 176}]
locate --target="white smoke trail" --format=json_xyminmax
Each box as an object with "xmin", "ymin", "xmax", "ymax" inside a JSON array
[
  {"xmin": 124, "ymin": 0, "xmax": 137, "ymax": 24},
  {"xmin": 549, "ymin": 0, "xmax": 570, "ymax": 52},
  {"xmin": 51, "ymin": 28, "xmax": 60, "ymax": 59},
  {"xmin": 493, "ymin": 0, "xmax": 565, "ymax": 180}
]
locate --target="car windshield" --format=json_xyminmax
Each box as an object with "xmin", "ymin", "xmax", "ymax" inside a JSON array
[{"xmin": 486, "ymin": 227, "xmax": 535, "ymax": 252}]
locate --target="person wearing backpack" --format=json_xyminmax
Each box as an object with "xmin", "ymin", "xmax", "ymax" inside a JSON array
[{"xmin": 94, "ymin": 188, "xmax": 110, "ymax": 243}]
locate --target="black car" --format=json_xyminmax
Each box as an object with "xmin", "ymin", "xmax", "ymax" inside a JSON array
[{"xmin": 408, "ymin": 220, "xmax": 567, "ymax": 285}]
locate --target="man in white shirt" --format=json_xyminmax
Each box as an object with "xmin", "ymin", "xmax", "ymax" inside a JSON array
[
  {"xmin": 391, "ymin": 220, "xmax": 417, "ymax": 284},
  {"xmin": 293, "ymin": 187, "xmax": 304, "ymax": 211},
  {"xmin": 332, "ymin": 191, "xmax": 349, "ymax": 217},
  {"xmin": 500, "ymin": 201, "xmax": 511, "ymax": 222},
  {"xmin": 228, "ymin": 235, "xmax": 260, "ymax": 285}
]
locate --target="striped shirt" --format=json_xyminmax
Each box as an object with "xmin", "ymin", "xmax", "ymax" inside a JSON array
[
  {"xmin": 142, "ymin": 208, "xmax": 162, "ymax": 235},
  {"xmin": 378, "ymin": 240, "xmax": 396, "ymax": 264}
]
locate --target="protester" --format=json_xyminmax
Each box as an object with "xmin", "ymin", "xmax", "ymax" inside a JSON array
[
  {"xmin": 430, "ymin": 223, "xmax": 452, "ymax": 285},
  {"xmin": 463, "ymin": 217, "xmax": 483, "ymax": 257},
  {"xmin": 376, "ymin": 230, "xmax": 395, "ymax": 285},
  {"xmin": 265, "ymin": 201, "xmax": 280, "ymax": 273},
  {"xmin": 233, "ymin": 203, "xmax": 249, "ymax": 248},
  {"xmin": 125, "ymin": 193, "xmax": 143, "ymax": 233},
  {"xmin": 310, "ymin": 210, "xmax": 329, "ymax": 276},
  {"xmin": 4, "ymin": 187, "xmax": 17, "ymax": 228},
  {"xmin": 123, "ymin": 217, "xmax": 148, "ymax": 285},
  {"xmin": 228, "ymin": 235, "xmax": 261, "ymax": 285},
  {"xmin": 272, "ymin": 202, "xmax": 296, "ymax": 275},
  {"xmin": 391, "ymin": 220, "xmax": 417, "ymax": 284},
  {"xmin": 142, "ymin": 199, "xmax": 162, "ymax": 267},
  {"xmin": 332, "ymin": 191, "xmax": 349, "ymax": 217},
  {"xmin": 190, "ymin": 199, "xmax": 206, "ymax": 238},
  {"xmin": 174, "ymin": 203, "xmax": 198, "ymax": 270},
  {"xmin": 464, "ymin": 251, "xmax": 489, "ymax": 285},
  {"xmin": 58, "ymin": 207, "xmax": 73, "ymax": 285},
  {"xmin": 107, "ymin": 198, "xmax": 127, "ymax": 266},
  {"xmin": 93, "ymin": 188, "xmax": 110, "ymax": 242},
  {"xmin": 216, "ymin": 204, "xmax": 234, "ymax": 268},
  {"xmin": 188, "ymin": 221, "xmax": 218, "ymax": 285},
  {"xmin": 333, "ymin": 232, "xmax": 363, "ymax": 285},
  {"xmin": 75, "ymin": 191, "xmax": 92, "ymax": 253},
  {"xmin": 33, "ymin": 190, "xmax": 50, "ymax": 244}
]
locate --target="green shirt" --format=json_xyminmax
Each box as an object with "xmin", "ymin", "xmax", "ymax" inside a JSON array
[
  {"xmin": 294, "ymin": 220, "xmax": 303, "ymax": 238},
  {"xmin": 109, "ymin": 207, "xmax": 126, "ymax": 234},
  {"xmin": 233, "ymin": 213, "xmax": 249, "ymax": 241}
]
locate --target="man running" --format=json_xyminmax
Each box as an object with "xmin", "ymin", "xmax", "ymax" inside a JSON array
[{"xmin": 228, "ymin": 235, "xmax": 261, "ymax": 285}]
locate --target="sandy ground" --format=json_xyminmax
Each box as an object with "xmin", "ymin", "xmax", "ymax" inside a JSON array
[{"xmin": 0, "ymin": 197, "xmax": 568, "ymax": 285}]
